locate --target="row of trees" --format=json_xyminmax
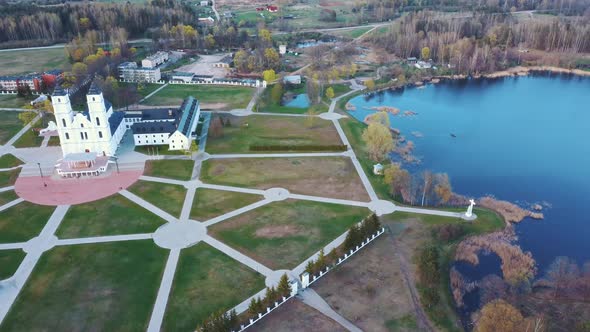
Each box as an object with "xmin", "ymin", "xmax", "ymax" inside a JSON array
[
  {"xmin": 247, "ymin": 274, "xmax": 291, "ymax": 316},
  {"xmin": 304, "ymin": 214, "xmax": 383, "ymax": 276}
]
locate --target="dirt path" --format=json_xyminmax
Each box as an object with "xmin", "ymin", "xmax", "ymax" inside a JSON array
[{"xmin": 385, "ymin": 226, "xmax": 435, "ymax": 332}]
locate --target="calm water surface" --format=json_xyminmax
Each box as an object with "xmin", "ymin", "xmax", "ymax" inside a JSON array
[{"xmin": 348, "ymin": 74, "xmax": 590, "ymax": 276}]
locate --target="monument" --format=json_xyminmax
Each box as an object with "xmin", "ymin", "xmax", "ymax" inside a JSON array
[{"xmin": 465, "ymin": 199, "xmax": 476, "ymax": 218}]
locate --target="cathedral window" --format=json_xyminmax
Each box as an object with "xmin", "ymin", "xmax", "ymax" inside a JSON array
[
  {"xmin": 65, "ymin": 133, "xmax": 69, "ymax": 139},
  {"xmin": 81, "ymin": 123, "xmax": 84, "ymax": 128},
  {"xmin": 98, "ymin": 131, "xmax": 103, "ymax": 138},
  {"xmin": 84, "ymin": 132, "xmax": 88, "ymax": 139},
  {"xmin": 80, "ymin": 132, "xmax": 84, "ymax": 140},
  {"xmin": 96, "ymin": 117, "xmax": 101, "ymax": 126},
  {"xmin": 62, "ymin": 119, "xmax": 66, "ymax": 127}
]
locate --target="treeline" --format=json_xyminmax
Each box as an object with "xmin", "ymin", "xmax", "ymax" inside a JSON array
[
  {"xmin": 0, "ymin": 2, "xmax": 195, "ymax": 46},
  {"xmin": 372, "ymin": 11, "xmax": 590, "ymax": 74}
]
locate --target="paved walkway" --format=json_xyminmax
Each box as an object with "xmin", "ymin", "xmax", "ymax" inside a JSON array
[
  {"xmin": 0, "ymin": 82, "xmax": 467, "ymax": 331},
  {"xmin": 298, "ymin": 289, "xmax": 362, "ymax": 332}
]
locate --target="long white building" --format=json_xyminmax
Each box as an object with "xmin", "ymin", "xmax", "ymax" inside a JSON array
[{"xmin": 128, "ymin": 96, "xmax": 200, "ymax": 151}]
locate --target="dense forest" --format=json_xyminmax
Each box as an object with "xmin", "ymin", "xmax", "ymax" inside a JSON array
[
  {"xmin": 0, "ymin": 1, "xmax": 195, "ymax": 47},
  {"xmin": 371, "ymin": 11, "xmax": 590, "ymax": 73}
]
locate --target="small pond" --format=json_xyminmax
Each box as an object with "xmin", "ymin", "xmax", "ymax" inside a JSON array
[{"xmin": 283, "ymin": 94, "xmax": 310, "ymax": 108}]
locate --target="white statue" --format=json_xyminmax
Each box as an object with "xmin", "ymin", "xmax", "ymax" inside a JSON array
[{"xmin": 465, "ymin": 199, "xmax": 476, "ymax": 218}]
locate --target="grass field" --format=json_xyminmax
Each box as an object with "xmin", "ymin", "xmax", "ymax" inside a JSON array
[
  {"xmin": 0, "ymin": 112, "xmax": 22, "ymax": 145},
  {"xmin": 330, "ymin": 26, "xmax": 373, "ymax": 39},
  {"xmin": 0, "ymin": 241, "xmax": 167, "ymax": 331},
  {"xmin": 0, "ymin": 95, "xmax": 33, "ymax": 108},
  {"xmin": 0, "ymin": 48, "xmax": 68, "ymax": 76},
  {"xmin": 162, "ymin": 243, "xmax": 265, "ymax": 331},
  {"xmin": 209, "ymin": 199, "xmax": 369, "ymax": 270},
  {"xmin": 190, "ymin": 188, "xmax": 262, "ymax": 221},
  {"xmin": 0, "ymin": 154, "xmax": 23, "ymax": 169},
  {"xmin": 0, "ymin": 249, "xmax": 25, "ymax": 280},
  {"xmin": 201, "ymin": 157, "xmax": 369, "ymax": 201},
  {"xmin": 142, "ymin": 84, "xmax": 254, "ymax": 110},
  {"xmin": 0, "ymin": 168, "xmax": 22, "ymax": 188},
  {"xmin": 56, "ymin": 194, "xmax": 167, "ymax": 239},
  {"xmin": 13, "ymin": 119, "xmax": 43, "ymax": 148},
  {"xmin": 0, "ymin": 190, "xmax": 18, "ymax": 206},
  {"xmin": 127, "ymin": 180, "xmax": 187, "ymax": 218},
  {"xmin": 119, "ymin": 82, "xmax": 164, "ymax": 99},
  {"xmin": 0, "ymin": 201, "xmax": 54, "ymax": 243},
  {"xmin": 340, "ymin": 117, "xmax": 392, "ymax": 200},
  {"xmin": 144, "ymin": 159, "xmax": 194, "ymax": 181},
  {"xmin": 205, "ymin": 115, "xmax": 342, "ymax": 154}
]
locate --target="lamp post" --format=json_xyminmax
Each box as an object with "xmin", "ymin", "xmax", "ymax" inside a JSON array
[
  {"xmin": 111, "ymin": 157, "xmax": 120, "ymax": 174},
  {"xmin": 37, "ymin": 162, "xmax": 47, "ymax": 187}
]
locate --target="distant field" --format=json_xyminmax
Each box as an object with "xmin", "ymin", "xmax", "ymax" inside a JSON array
[
  {"xmin": 0, "ymin": 48, "xmax": 68, "ymax": 76},
  {"xmin": 0, "ymin": 95, "xmax": 32, "ymax": 109}
]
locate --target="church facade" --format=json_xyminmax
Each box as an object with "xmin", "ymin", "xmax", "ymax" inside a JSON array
[{"xmin": 52, "ymin": 83, "xmax": 126, "ymax": 158}]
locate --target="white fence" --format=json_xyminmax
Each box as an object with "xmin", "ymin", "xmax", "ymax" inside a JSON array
[
  {"xmin": 169, "ymin": 79, "xmax": 260, "ymax": 87},
  {"xmin": 235, "ymin": 294, "xmax": 295, "ymax": 332},
  {"xmin": 118, "ymin": 79, "xmax": 166, "ymax": 84},
  {"xmin": 302, "ymin": 227, "xmax": 386, "ymax": 288}
]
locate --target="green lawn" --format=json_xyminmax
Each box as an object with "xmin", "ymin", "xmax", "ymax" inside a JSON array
[
  {"xmin": 190, "ymin": 188, "xmax": 262, "ymax": 221},
  {"xmin": 0, "ymin": 112, "xmax": 22, "ymax": 145},
  {"xmin": 0, "ymin": 241, "xmax": 168, "ymax": 331},
  {"xmin": 127, "ymin": 180, "xmax": 187, "ymax": 218},
  {"xmin": 0, "ymin": 249, "xmax": 25, "ymax": 280},
  {"xmin": 331, "ymin": 26, "xmax": 373, "ymax": 39},
  {"xmin": 209, "ymin": 199, "xmax": 369, "ymax": 270},
  {"xmin": 0, "ymin": 190, "xmax": 18, "ymax": 206},
  {"xmin": 162, "ymin": 243, "xmax": 265, "ymax": 331},
  {"xmin": 119, "ymin": 82, "xmax": 164, "ymax": 99},
  {"xmin": 205, "ymin": 115, "xmax": 342, "ymax": 154},
  {"xmin": 144, "ymin": 159, "xmax": 194, "ymax": 181},
  {"xmin": 0, "ymin": 201, "xmax": 54, "ymax": 243},
  {"xmin": 0, "ymin": 154, "xmax": 23, "ymax": 169},
  {"xmin": 340, "ymin": 117, "xmax": 392, "ymax": 200},
  {"xmin": 142, "ymin": 84, "xmax": 254, "ymax": 110},
  {"xmin": 13, "ymin": 119, "xmax": 43, "ymax": 148},
  {"xmin": 47, "ymin": 136, "xmax": 60, "ymax": 146},
  {"xmin": 0, "ymin": 48, "xmax": 68, "ymax": 76},
  {"xmin": 0, "ymin": 95, "xmax": 33, "ymax": 109},
  {"xmin": 56, "ymin": 194, "xmax": 167, "ymax": 239},
  {"xmin": 0, "ymin": 168, "xmax": 22, "ymax": 188},
  {"xmin": 201, "ymin": 157, "xmax": 370, "ymax": 202}
]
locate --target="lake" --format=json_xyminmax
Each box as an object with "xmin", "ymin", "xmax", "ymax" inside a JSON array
[{"xmin": 347, "ymin": 74, "xmax": 590, "ymax": 296}]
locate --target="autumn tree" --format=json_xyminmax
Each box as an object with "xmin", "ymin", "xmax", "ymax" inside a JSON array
[
  {"xmin": 209, "ymin": 116, "xmax": 224, "ymax": 138},
  {"xmin": 270, "ymin": 83, "xmax": 283, "ymax": 105},
  {"xmin": 361, "ymin": 122, "xmax": 394, "ymax": 161},
  {"xmin": 18, "ymin": 111, "xmax": 37, "ymax": 126},
  {"xmin": 325, "ymin": 86, "xmax": 335, "ymax": 99},
  {"xmin": 365, "ymin": 79, "xmax": 376, "ymax": 91},
  {"xmin": 475, "ymin": 299, "xmax": 527, "ymax": 332},
  {"xmin": 384, "ymin": 163, "xmax": 411, "ymax": 201},
  {"xmin": 263, "ymin": 69, "xmax": 277, "ymax": 82},
  {"xmin": 434, "ymin": 173, "xmax": 452, "ymax": 204},
  {"xmin": 421, "ymin": 46, "xmax": 431, "ymax": 60}
]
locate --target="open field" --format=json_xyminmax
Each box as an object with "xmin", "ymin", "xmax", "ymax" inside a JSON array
[
  {"xmin": 162, "ymin": 243, "xmax": 265, "ymax": 331},
  {"xmin": 0, "ymin": 190, "xmax": 18, "ymax": 206},
  {"xmin": 0, "ymin": 95, "xmax": 33, "ymax": 109},
  {"xmin": 205, "ymin": 115, "xmax": 342, "ymax": 154},
  {"xmin": 313, "ymin": 235, "xmax": 418, "ymax": 332},
  {"xmin": 13, "ymin": 119, "xmax": 43, "ymax": 148},
  {"xmin": 0, "ymin": 202, "xmax": 54, "ymax": 243},
  {"xmin": 254, "ymin": 299, "xmax": 346, "ymax": 332},
  {"xmin": 0, "ymin": 112, "xmax": 22, "ymax": 144},
  {"xmin": 190, "ymin": 188, "xmax": 262, "ymax": 221},
  {"xmin": 329, "ymin": 26, "xmax": 373, "ymax": 39},
  {"xmin": 144, "ymin": 159, "xmax": 194, "ymax": 181},
  {"xmin": 0, "ymin": 154, "xmax": 23, "ymax": 168},
  {"xmin": 127, "ymin": 180, "xmax": 187, "ymax": 218},
  {"xmin": 1, "ymin": 241, "xmax": 167, "ymax": 331},
  {"xmin": 201, "ymin": 157, "xmax": 370, "ymax": 201},
  {"xmin": 141, "ymin": 84, "xmax": 254, "ymax": 110},
  {"xmin": 56, "ymin": 194, "xmax": 166, "ymax": 239},
  {"xmin": 0, "ymin": 249, "xmax": 25, "ymax": 280},
  {"xmin": 209, "ymin": 199, "xmax": 369, "ymax": 270},
  {"xmin": 119, "ymin": 82, "xmax": 164, "ymax": 99},
  {"xmin": 0, "ymin": 48, "xmax": 68, "ymax": 76},
  {"xmin": 0, "ymin": 168, "xmax": 21, "ymax": 187}
]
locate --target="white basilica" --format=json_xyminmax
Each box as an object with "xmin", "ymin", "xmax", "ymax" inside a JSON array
[{"xmin": 51, "ymin": 81, "xmax": 201, "ymax": 177}]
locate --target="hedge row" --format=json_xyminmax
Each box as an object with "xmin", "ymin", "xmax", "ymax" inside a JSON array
[{"xmin": 249, "ymin": 144, "xmax": 347, "ymax": 152}]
